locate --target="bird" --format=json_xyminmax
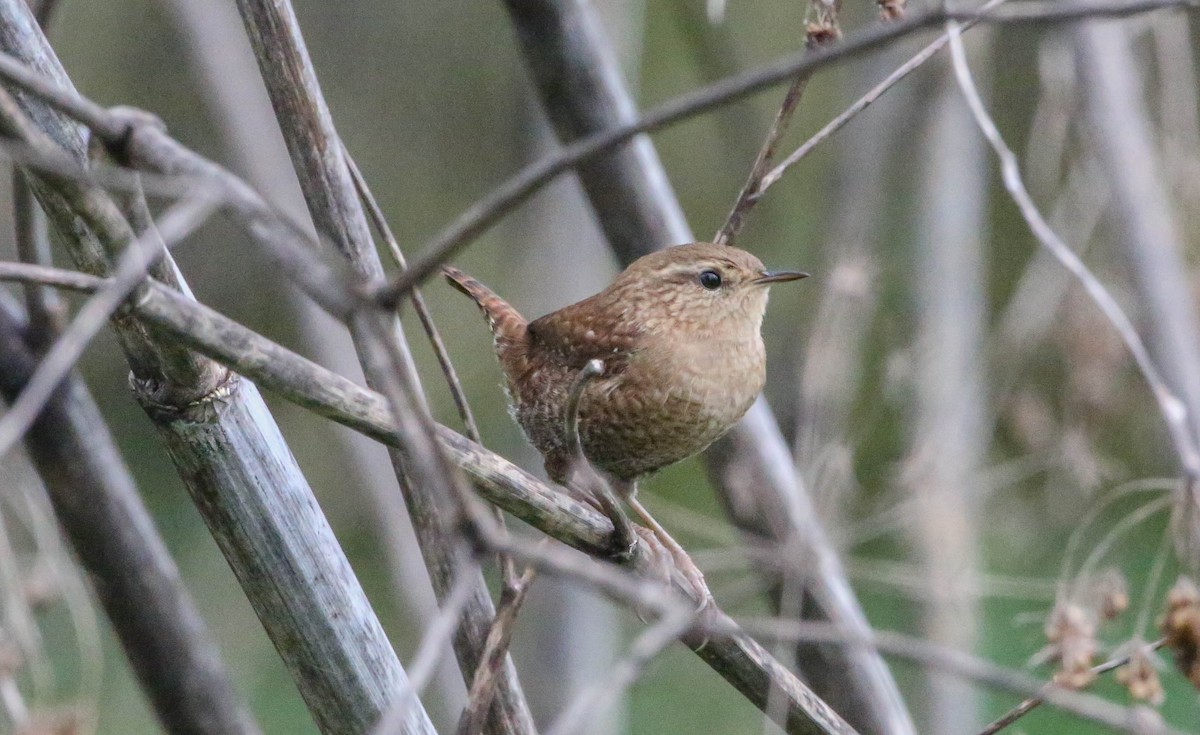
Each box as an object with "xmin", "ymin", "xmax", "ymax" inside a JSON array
[{"xmin": 445, "ymin": 242, "xmax": 807, "ymax": 599}]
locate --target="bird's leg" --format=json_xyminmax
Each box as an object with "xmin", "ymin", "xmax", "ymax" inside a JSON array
[
  {"xmin": 620, "ymin": 480, "xmax": 712, "ymax": 606},
  {"xmin": 564, "ymin": 359, "xmax": 636, "ymax": 559}
]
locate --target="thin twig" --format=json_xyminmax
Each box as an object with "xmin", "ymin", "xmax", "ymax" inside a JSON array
[
  {"xmin": 0, "ymin": 193, "xmax": 218, "ymax": 460},
  {"xmin": 372, "ymin": 0, "xmax": 1197, "ymax": 307},
  {"xmin": 544, "ymin": 603, "xmax": 695, "ymax": 735},
  {"xmin": 0, "ymin": 300, "xmax": 263, "ymax": 735},
  {"xmin": 722, "ymin": 618, "xmax": 1180, "ymax": 735},
  {"xmin": 86, "ymin": 272, "xmax": 851, "ymax": 734},
  {"xmin": 949, "ymin": 21, "xmax": 1200, "ymax": 483},
  {"xmin": 344, "ymin": 147, "xmax": 481, "ymax": 443},
  {"xmin": 760, "ymin": 0, "xmax": 1007, "ymax": 195},
  {"xmin": 714, "ymin": 73, "xmax": 812, "ymax": 246},
  {"xmin": 0, "ymin": 261, "xmax": 98, "ymax": 291},
  {"xmin": 0, "ymin": 0, "xmax": 1190, "ymax": 300},
  {"xmin": 11, "ymin": 172, "xmax": 60, "ymax": 346},
  {"xmin": 713, "ymin": 0, "xmax": 845, "ymax": 247},
  {"xmin": 341, "ymin": 145, "xmax": 523, "ymax": 589},
  {"xmin": 455, "ymin": 565, "xmax": 538, "ymax": 735},
  {"xmin": 371, "ymin": 565, "xmax": 477, "ymax": 735},
  {"xmin": 977, "ymin": 638, "xmax": 1169, "ymax": 735}
]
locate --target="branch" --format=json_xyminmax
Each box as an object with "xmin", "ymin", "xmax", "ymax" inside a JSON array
[
  {"xmin": 949, "ymin": 22, "xmax": 1200, "ymax": 490},
  {"xmin": 0, "ymin": 303, "xmax": 262, "ymax": 735},
  {"xmin": 977, "ymin": 639, "xmax": 1169, "ymax": 735},
  {"xmin": 373, "ymin": 0, "xmax": 1197, "ymax": 307},
  {"xmin": 497, "ymin": 1, "xmax": 913, "ymax": 732},
  {"xmin": 227, "ymin": 3, "xmax": 535, "ymax": 731},
  {"xmin": 1073, "ymin": 20, "xmax": 1200, "ymax": 567},
  {"xmin": 0, "ymin": 4, "xmax": 436, "ymax": 732},
  {"xmin": 0, "ymin": 191, "xmax": 218, "ymax": 459},
  {"xmin": 0, "ymin": 266, "xmax": 855, "ymax": 734}
]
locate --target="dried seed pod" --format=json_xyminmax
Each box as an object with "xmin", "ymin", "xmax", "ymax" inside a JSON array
[
  {"xmin": 1094, "ymin": 568, "xmax": 1129, "ymax": 621},
  {"xmin": 1046, "ymin": 602, "xmax": 1098, "ymax": 688},
  {"xmin": 1161, "ymin": 576, "xmax": 1200, "ymax": 689},
  {"xmin": 1115, "ymin": 646, "xmax": 1164, "ymax": 706}
]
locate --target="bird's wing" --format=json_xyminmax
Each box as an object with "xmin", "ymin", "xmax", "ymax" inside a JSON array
[{"xmin": 526, "ymin": 298, "xmax": 640, "ymax": 374}]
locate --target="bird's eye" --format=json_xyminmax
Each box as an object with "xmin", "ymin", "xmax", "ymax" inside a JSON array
[{"xmin": 698, "ymin": 269, "xmax": 722, "ymax": 290}]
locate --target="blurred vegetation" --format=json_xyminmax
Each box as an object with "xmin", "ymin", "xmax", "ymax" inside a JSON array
[{"xmin": 1, "ymin": 0, "xmax": 1198, "ymax": 733}]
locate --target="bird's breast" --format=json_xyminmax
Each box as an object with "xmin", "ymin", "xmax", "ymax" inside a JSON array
[{"xmin": 570, "ymin": 331, "xmax": 765, "ymax": 480}]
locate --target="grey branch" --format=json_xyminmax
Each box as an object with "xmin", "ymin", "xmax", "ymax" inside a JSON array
[
  {"xmin": 0, "ymin": 3, "xmax": 436, "ymax": 732},
  {"xmin": 0, "ymin": 301, "xmax": 262, "ymax": 735}
]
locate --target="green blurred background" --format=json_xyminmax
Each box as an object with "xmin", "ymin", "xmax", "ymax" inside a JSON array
[{"xmin": 1, "ymin": 0, "xmax": 1198, "ymax": 733}]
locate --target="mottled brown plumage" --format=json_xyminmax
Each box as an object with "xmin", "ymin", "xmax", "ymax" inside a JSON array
[
  {"xmin": 445, "ymin": 242, "xmax": 805, "ymax": 597},
  {"xmin": 445, "ymin": 242, "xmax": 805, "ymax": 487}
]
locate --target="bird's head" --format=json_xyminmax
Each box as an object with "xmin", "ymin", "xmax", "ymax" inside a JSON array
[{"xmin": 609, "ymin": 242, "xmax": 807, "ymax": 337}]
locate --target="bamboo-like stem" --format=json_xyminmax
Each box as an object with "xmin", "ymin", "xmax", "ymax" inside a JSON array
[
  {"xmin": 158, "ymin": 2, "xmax": 467, "ymax": 716},
  {"xmin": 228, "ymin": 3, "xmax": 535, "ymax": 732},
  {"xmin": 0, "ymin": 303, "xmax": 261, "ymax": 735},
  {"xmin": 0, "ymin": 5, "xmax": 435, "ymax": 733}
]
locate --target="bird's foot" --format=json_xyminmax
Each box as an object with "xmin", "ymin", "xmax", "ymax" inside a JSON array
[
  {"xmin": 606, "ymin": 522, "xmax": 639, "ymax": 564},
  {"xmin": 670, "ymin": 547, "xmax": 713, "ymax": 610},
  {"xmin": 631, "ymin": 527, "xmax": 712, "ymax": 609}
]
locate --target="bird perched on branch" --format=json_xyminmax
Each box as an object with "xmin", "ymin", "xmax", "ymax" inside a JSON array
[{"xmin": 445, "ymin": 242, "xmax": 806, "ymax": 599}]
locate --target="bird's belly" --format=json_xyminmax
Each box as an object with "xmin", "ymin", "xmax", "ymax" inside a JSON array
[
  {"xmin": 576, "ymin": 354, "xmax": 764, "ymax": 480},
  {"xmin": 509, "ymin": 339, "xmax": 765, "ymax": 483}
]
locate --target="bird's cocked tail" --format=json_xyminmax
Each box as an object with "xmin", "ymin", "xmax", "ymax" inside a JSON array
[{"xmin": 443, "ymin": 266, "xmax": 527, "ymax": 349}]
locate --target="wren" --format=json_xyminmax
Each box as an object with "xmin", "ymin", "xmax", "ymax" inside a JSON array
[{"xmin": 445, "ymin": 242, "xmax": 806, "ymax": 596}]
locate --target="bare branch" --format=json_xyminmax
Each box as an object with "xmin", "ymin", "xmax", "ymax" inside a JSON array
[
  {"xmin": 111, "ymin": 277, "xmax": 854, "ymax": 735},
  {"xmin": 1074, "ymin": 20, "xmax": 1200, "ymax": 567},
  {"xmin": 0, "ymin": 302, "xmax": 262, "ymax": 735},
  {"xmin": 0, "ymin": 4, "xmax": 437, "ymax": 731},
  {"xmin": 227, "ymin": 2, "xmax": 535, "ymax": 730},
  {"xmin": 949, "ymin": 20, "xmax": 1200, "ymax": 491},
  {"xmin": 499, "ymin": 0, "xmax": 911, "ymax": 731},
  {"xmin": 977, "ymin": 639, "xmax": 1169, "ymax": 735},
  {"xmin": 456, "ymin": 566, "xmax": 538, "ymax": 735},
  {"xmin": 373, "ymin": 0, "xmax": 1196, "ymax": 307},
  {"xmin": 0, "ymin": 192, "xmax": 218, "ymax": 459}
]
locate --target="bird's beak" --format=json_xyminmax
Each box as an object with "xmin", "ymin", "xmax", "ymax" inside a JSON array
[{"xmin": 753, "ymin": 270, "xmax": 809, "ymax": 285}]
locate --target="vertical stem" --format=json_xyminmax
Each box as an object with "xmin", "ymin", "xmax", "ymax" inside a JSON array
[
  {"xmin": 1075, "ymin": 21, "xmax": 1200, "ymax": 564},
  {"xmin": 229, "ymin": 2, "xmax": 536, "ymax": 731},
  {"xmin": 0, "ymin": 4, "xmax": 434, "ymax": 733},
  {"xmin": 907, "ymin": 51, "xmax": 989, "ymax": 734},
  {"xmin": 0, "ymin": 305, "xmax": 262, "ymax": 735},
  {"xmin": 161, "ymin": 0, "xmax": 468, "ymax": 718}
]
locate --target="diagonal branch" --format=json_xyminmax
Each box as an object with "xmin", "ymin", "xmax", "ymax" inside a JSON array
[
  {"xmin": 373, "ymin": 0, "xmax": 1197, "ymax": 307},
  {"xmin": 0, "ymin": 261, "xmax": 857, "ymax": 735},
  {"xmin": 0, "ymin": 5, "xmax": 437, "ymax": 733},
  {"xmin": 227, "ymin": 3, "xmax": 535, "ymax": 732},
  {"xmin": 499, "ymin": 1, "xmax": 913, "ymax": 732}
]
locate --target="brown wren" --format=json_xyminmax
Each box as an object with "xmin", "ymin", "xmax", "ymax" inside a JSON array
[{"xmin": 445, "ymin": 242, "xmax": 807, "ymax": 597}]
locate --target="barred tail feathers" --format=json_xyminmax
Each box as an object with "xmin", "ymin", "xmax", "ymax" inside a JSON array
[{"xmin": 442, "ymin": 266, "xmax": 527, "ymax": 349}]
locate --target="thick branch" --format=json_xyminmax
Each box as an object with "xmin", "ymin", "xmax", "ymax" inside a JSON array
[
  {"xmin": 0, "ymin": 303, "xmax": 261, "ymax": 735},
  {"xmin": 229, "ymin": 2, "xmax": 535, "ymax": 731},
  {"xmin": 0, "ymin": 5, "xmax": 435, "ymax": 733}
]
